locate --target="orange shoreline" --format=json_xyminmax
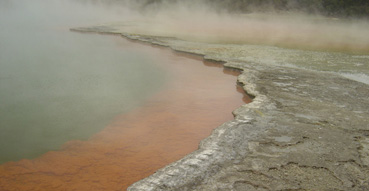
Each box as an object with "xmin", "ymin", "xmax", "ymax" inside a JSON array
[{"xmin": 0, "ymin": 37, "xmax": 250, "ymax": 191}]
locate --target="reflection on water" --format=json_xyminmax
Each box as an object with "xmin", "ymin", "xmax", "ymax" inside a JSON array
[{"xmin": 0, "ymin": 37, "xmax": 249, "ymax": 190}]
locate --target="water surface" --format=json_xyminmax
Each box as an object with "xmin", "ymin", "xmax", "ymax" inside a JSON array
[
  {"xmin": 0, "ymin": 0, "xmax": 165, "ymax": 163},
  {"xmin": 0, "ymin": 1, "xmax": 250, "ymax": 190},
  {"xmin": 0, "ymin": 35, "xmax": 249, "ymax": 191}
]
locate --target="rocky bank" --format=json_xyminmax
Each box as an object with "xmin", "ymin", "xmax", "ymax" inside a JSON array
[{"xmin": 71, "ymin": 24, "xmax": 369, "ymax": 191}]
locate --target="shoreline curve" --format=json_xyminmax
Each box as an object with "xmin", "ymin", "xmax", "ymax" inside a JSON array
[{"xmin": 71, "ymin": 25, "xmax": 369, "ymax": 191}]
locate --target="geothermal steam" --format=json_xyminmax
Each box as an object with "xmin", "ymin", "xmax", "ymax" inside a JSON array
[{"xmin": 118, "ymin": 1, "xmax": 369, "ymax": 53}]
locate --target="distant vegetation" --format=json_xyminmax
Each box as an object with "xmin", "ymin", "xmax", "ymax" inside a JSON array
[
  {"xmin": 210, "ymin": 0, "xmax": 369, "ymax": 17},
  {"xmin": 135, "ymin": 0, "xmax": 369, "ymax": 18}
]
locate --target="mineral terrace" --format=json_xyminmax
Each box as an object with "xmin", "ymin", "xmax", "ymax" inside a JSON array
[{"xmin": 71, "ymin": 23, "xmax": 369, "ymax": 191}]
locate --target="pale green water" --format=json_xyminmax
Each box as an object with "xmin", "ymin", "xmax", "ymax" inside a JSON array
[{"xmin": 0, "ymin": 0, "xmax": 166, "ymax": 163}]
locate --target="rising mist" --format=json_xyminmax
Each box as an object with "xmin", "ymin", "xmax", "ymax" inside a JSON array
[{"xmin": 88, "ymin": 0, "xmax": 369, "ymax": 53}]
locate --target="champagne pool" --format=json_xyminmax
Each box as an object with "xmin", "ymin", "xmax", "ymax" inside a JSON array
[{"xmin": 0, "ymin": 0, "xmax": 167, "ymax": 163}]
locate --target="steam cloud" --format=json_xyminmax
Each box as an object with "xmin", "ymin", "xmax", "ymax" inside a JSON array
[{"xmin": 79, "ymin": 0, "xmax": 369, "ymax": 53}]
